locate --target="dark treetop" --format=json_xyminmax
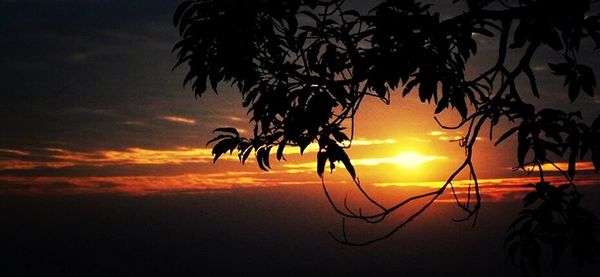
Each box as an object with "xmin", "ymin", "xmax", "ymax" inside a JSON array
[{"xmin": 174, "ymin": 1, "xmax": 600, "ymax": 275}]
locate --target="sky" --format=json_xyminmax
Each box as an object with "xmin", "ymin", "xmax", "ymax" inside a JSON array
[
  {"xmin": 1, "ymin": 0, "xmax": 600, "ymax": 198},
  {"xmin": 2, "ymin": 1, "xmax": 600, "ymax": 276}
]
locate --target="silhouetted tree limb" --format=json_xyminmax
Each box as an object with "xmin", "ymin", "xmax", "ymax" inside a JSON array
[{"xmin": 174, "ymin": 0, "xmax": 600, "ymax": 275}]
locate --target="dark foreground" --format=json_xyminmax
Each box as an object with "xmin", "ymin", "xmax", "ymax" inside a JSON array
[{"xmin": 1, "ymin": 184, "xmax": 599, "ymax": 276}]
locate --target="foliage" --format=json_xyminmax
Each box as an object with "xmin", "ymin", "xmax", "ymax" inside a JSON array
[
  {"xmin": 174, "ymin": 0, "xmax": 600, "ymax": 275},
  {"xmin": 506, "ymin": 182, "xmax": 600, "ymax": 276}
]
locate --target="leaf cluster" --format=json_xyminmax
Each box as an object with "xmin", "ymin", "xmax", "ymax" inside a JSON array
[
  {"xmin": 174, "ymin": 0, "xmax": 600, "ymax": 265},
  {"xmin": 506, "ymin": 182, "xmax": 600, "ymax": 276}
]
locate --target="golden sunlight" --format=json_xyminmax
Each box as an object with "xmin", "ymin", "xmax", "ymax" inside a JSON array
[{"xmin": 391, "ymin": 151, "xmax": 447, "ymax": 169}]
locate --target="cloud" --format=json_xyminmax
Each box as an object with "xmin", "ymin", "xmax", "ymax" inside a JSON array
[
  {"xmin": 227, "ymin": 116, "xmax": 245, "ymax": 122},
  {"xmin": 284, "ymin": 152, "xmax": 447, "ymax": 169},
  {"xmin": 520, "ymin": 162, "xmax": 596, "ymax": 172},
  {"xmin": 374, "ymin": 174, "xmax": 600, "ymax": 202},
  {"xmin": 428, "ymin": 131, "xmax": 447, "ymax": 136},
  {"xmin": 0, "ymin": 181, "xmax": 80, "ymax": 193},
  {"xmin": 427, "ymin": 130, "xmax": 469, "ymax": 142},
  {"xmin": 405, "ymin": 137, "xmax": 431, "ymax": 143},
  {"xmin": 0, "ymin": 146, "xmax": 238, "ymax": 171},
  {"xmin": 348, "ymin": 138, "xmax": 397, "ymax": 146},
  {"xmin": 0, "ymin": 172, "xmax": 291, "ymax": 195},
  {"xmin": 160, "ymin": 116, "xmax": 197, "ymax": 125},
  {"xmin": 0, "ymin": 149, "xmax": 31, "ymax": 156}
]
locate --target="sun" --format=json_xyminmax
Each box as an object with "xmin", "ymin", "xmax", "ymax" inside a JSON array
[{"xmin": 392, "ymin": 151, "xmax": 446, "ymax": 169}]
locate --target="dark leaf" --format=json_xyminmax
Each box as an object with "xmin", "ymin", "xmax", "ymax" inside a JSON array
[
  {"xmin": 338, "ymin": 148, "xmax": 356, "ymax": 179},
  {"xmin": 300, "ymin": 10, "xmax": 321, "ymax": 23},
  {"xmin": 524, "ymin": 67, "xmax": 539, "ymax": 98},
  {"xmin": 517, "ymin": 125, "xmax": 531, "ymax": 167},
  {"xmin": 241, "ymin": 147, "xmax": 252, "ymax": 165},
  {"xmin": 548, "ymin": 63, "xmax": 570, "ymax": 75},
  {"xmin": 402, "ymin": 78, "xmax": 419, "ymax": 97},
  {"xmin": 523, "ymin": 191, "xmax": 539, "ymax": 207},
  {"xmin": 212, "ymin": 138, "xmax": 236, "ymax": 163},
  {"xmin": 256, "ymin": 146, "xmax": 271, "ymax": 171},
  {"xmin": 593, "ymin": 149, "xmax": 600, "ymax": 173},
  {"xmin": 435, "ymin": 96, "xmax": 449, "ymax": 114},
  {"xmin": 262, "ymin": 146, "xmax": 272, "ymax": 169},
  {"xmin": 317, "ymin": 151, "xmax": 327, "ymax": 177},
  {"xmin": 331, "ymin": 130, "xmax": 350, "ymax": 143},
  {"xmin": 568, "ymin": 81, "xmax": 581, "ymax": 102},
  {"xmin": 496, "ymin": 127, "xmax": 519, "ymax": 146},
  {"xmin": 277, "ymin": 139, "xmax": 287, "ymax": 161},
  {"xmin": 206, "ymin": 134, "xmax": 233, "ymax": 146},
  {"xmin": 173, "ymin": 0, "xmax": 194, "ymax": 26},
  {"xmin": 568, "ymin": 146, "xmax": 578, "ymax": 179},
  {"xmin": 213, "ymin": 127, "xmax": 239, "ymax": 136},
  {"xmin": 551, "ymin": 240, "xmax": 568, "ymax": 268}
]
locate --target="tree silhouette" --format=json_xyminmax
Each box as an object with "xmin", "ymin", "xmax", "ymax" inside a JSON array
[{"xmin": 173, "ymin": 0, "xmax": 600, "ymax": 275}]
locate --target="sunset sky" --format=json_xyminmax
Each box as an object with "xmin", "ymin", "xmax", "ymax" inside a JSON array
[
  {"xmin": 1, "ymin": 0, "xmax": 600, "ymax": 199},
  {"xmin": 3, "ymin": 1, "xmax": 600, "ymax": 276}
]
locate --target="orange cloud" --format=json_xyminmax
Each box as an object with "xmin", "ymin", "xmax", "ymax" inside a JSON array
[
  {"xmin": 0, "ymin": 147, "xmax": 239, "ymax": 170},
  {"xmin": 522, "ymin": 162, "xmax": 596, "ymax": 172},
  {"xmin": 160, "ymin": 115, "xmax": 196, "ymax": 125},
  {"xmin": 283, "ymin": 152, "xmax": 447, "ymax": 169},
  {"xmin": 0, "ymin": 149, "xmax": 30, "ymax": 156}
]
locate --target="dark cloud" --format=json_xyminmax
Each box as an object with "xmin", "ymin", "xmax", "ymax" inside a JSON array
[
  {"xmin": 0, "ymin": 181, "xmax": 79, "ymax": 192},
  {"xmin": 0, "ymin": 0, "xmax": 252, "ymax": 152},
  {"xmin": 0, "ymin": 162, "xmax": 214, "ymax": 178},
  {"xmin": 93, "ymin": 181, "xmax": 126, "ymax": 189}
]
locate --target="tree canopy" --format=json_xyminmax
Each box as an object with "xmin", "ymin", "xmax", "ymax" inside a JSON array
[{"xmin": 173, "ymin": 0, "xmax": 600, "ymax": 275}]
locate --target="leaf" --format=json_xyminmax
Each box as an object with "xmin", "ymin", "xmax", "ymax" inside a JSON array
[
  {"xmin": 568, "ymin": 81, "xmax": 580, "ymax": 102},
  {"xmin": 524, "ymin": 67, "xmax": 539, "ymax": 98},
  {"xmin": 578, "ymin": 64, "xmax": 596, "ymax": 97},
  {"xmin": 523, "ymin": 191, "xmax": 539, "ymax": 207},
  {"xmin": 276, "ymin": 139, "xmax": 287, "ymax": 161},
  {"xmin": 496, "ymin": 127, "xmax": 519, "ymax": 146},
  {"xmin": 305, "ymin": 0, "xmax": 318, "ymax": 9},
  {"xmin": 551, "ymin": 239, "xmax": 568, "ymax": 268},
  {"xmin": 418, "ymin": 77, "xmax": 436, "ymax": 103},
  {"xmin": 505, "ymin": 231, "xmax": 519, "ymax": 245},
  {"xmin": 452, "ymin": 94, "xmax": 468, "ymax": 119},
  {"xmin": 517, "ymin": 125, "xmax": 531, "ymax": 167},
  {"xmin": 548, "ymin": 63, "xmax": 569, "ymax": 75},
  {"xmin": 331, "ymin": 130, "xmax": 350, "ymax": 143},
  {"xmin": 341, "ymin": 9, "xmax": 360, "ymax": 18},
  {"xmin": 473, "ymin": 27, "xmax": 494, "ymax": 37},
  {"xmin": 511, "ymin": 20, "xmax": 529, "ymax": 49},
  {"xmin": 241, "ymin": 147, "xmax": 252, "ymax": 165},
  {"xmin": 507, "ymin": 242, "xmax": 521, "ymax": 261},
  {"xmin": 256, "ymin": 146, "xmax": 271, "ymax": 171},
  {"xmin": 173, "ymin": 0, "xmax": 195, "ymax": 26},
  {"xmin": 206, "ymin": 134, "xmax": 233, "ymax": 146},
  {"xmin": 434, "ymin": 96, "xmax": 449, "ymax": 114},
  {"xmin": 568, "ymin": 144, "xmax": 579, "ymax": 179},
  {"xmin": 402, "ymin": 78, "xmax": 419, "ymax": 97},
  {"xmin": 300, "ymin": 10, "xmax": 321, "ymax": 23},
  {"xmin": 213, "ymin": 127, "xmax": 239, "ymax": 136},
  {"xmin": 298, "ymin": 136, "xmax": 312, "ymax": 155},
  {"xmin": 593, "ymin": 148, "xmax": 600, "ymax": 173},
  {"xmin": 542, "ymin": 25, "xmax": 563, "ymax": 51},
  {"xmin": 209, "ymin": 71, "xmax": 221, "ymax": 93},
  {"xmin": 212, "ymin": 138, "xmax": 235, "ymax": 163},
  {"xmin": 338, "ymin": 148, "xmax": 356, "ymax": 179},
  {"xmin": 317, "ymin": 151, "xmax": 327, "ymax": 177},
  {"xmin": 262, "ymin": 146, "xmax": 272, "ymax": 169}
]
